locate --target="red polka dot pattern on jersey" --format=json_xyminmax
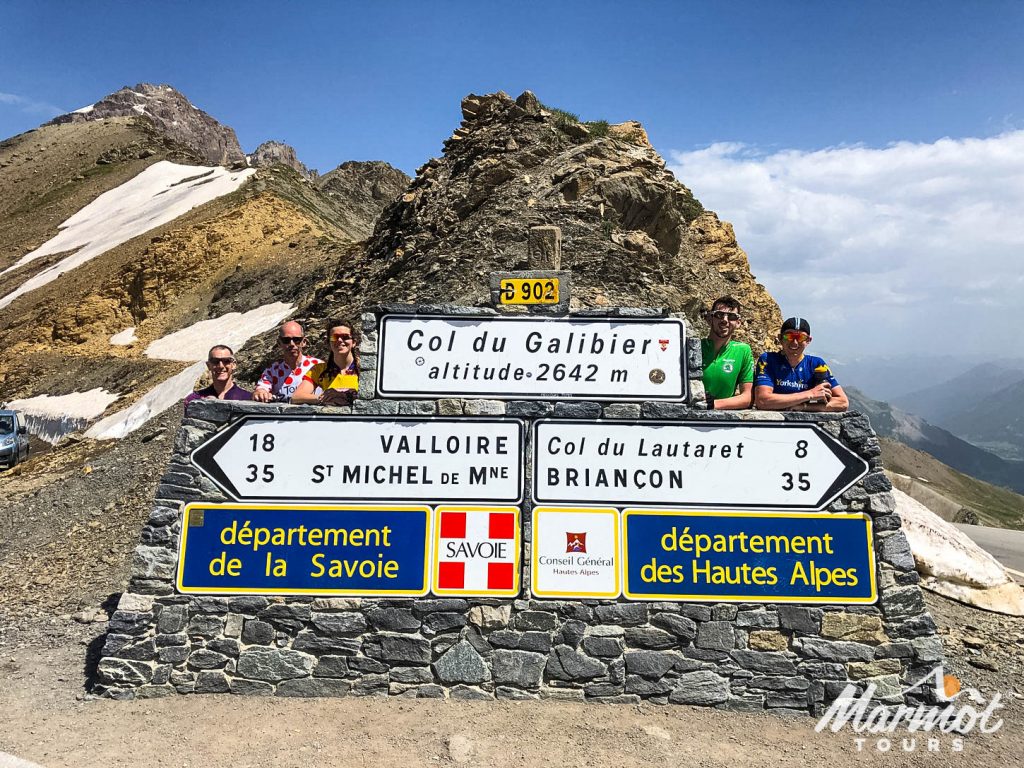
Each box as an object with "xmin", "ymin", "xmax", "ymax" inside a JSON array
[{"xmin": 255, "ymin": 355, "xmax": 322, "ymax": 399}]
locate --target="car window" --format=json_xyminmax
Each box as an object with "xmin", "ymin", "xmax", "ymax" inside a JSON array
[{"xmin": 0, "ymin": 416, "xmax": 13, "ymax": 435}]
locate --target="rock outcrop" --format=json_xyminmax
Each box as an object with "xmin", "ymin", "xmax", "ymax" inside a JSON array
[
  {"xmin": 250, "ymin": 141, "xmax": 315, "ymax": 180},
  {"xmin": 323, "ymin": 91, "xmax": 780, "ymax": 351},
  {"xmin": 686, "ymin": 212, "xmax": 782, "ymax": 352},
  {"xmin": 316, "ymin": 161, "xmax": 410, "ymax": 241},
  {"xmin": 50, "ymin": 83, "xmax": 246, "ymax": 166}
]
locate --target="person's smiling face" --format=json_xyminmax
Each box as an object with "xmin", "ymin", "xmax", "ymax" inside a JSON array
[
  {"xmin": 781, "ymin": 330, "xmax": 810, "ymax": 361},
  {"xmin": 708, "ymin": 306, "xmax": 741, "ymax": 341},
  {"xmin": 278, "ymin": 321, "xmax": 306, "ymax": 367},
  {"xmin": 329, "ymin": 325, "xmax": 354, "ymax": 358},
  {"xmin": 207, "ymin": 350, "xmax": 236, "ymax": 384}
]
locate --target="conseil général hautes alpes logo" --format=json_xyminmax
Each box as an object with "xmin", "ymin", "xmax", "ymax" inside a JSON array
[{"xmin": 565, "ymin": 532, "xmax": 587, "ymax": 553}]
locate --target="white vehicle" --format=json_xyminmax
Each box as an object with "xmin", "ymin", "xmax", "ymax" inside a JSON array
[{"xmin": 0, "ymin": 410, "xmax": 30, "ymax": 469}]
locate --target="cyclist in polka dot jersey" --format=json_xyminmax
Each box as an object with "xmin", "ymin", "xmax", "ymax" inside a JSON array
[{"xmin": 252, "ymin": 321, "xmax": 323, "ymax": 403}]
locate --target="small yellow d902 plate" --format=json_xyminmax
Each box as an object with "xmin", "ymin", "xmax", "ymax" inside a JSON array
[{"xmin": 499, "ymin": 278, "xmax": 560, "ymax": 305}]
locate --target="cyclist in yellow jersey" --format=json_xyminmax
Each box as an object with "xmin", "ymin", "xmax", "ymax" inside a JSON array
[{"xmin": 291, "ymin": 318, "xmax": 360, "ymax": 406}]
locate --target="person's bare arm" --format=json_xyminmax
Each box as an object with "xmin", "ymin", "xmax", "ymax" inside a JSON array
[
  {"xmin": 252, "ymin": 386, "xmax": 274, "ymax": 402},
  {"xmin": 252, "ymin": 367, "xmax": 275, "ymax": 402},
  {"xmin": 290, "ymin": 378, "xmax": 319, "ymax": 404},
  {"xmin": 320, "ymin": 388, "xmax": 355, "ymax": 406},
  {"xmin": 803, "ymin": 384, "xmax": 848, "ymax": 412},
  {"xmin": 714, "ymin": 382, "xmax": 753, "ymax": 410},
  {"xmin": 755, "ymin": 382, "xmax": 834, "ymax": 411}
]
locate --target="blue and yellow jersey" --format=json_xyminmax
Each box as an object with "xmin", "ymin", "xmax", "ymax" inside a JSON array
[{"xmin": 754, "ymin": 352, "xmax": 839, "ymax": 394}]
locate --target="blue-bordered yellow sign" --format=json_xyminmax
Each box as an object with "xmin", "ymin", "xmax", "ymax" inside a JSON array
[
  {"xmin": 177, "ymin": 503, "xmax": 431, "ymax": 596},
  {"xmin": 622, "ymin": 509, "xmax": 876, "ymax": 603}
]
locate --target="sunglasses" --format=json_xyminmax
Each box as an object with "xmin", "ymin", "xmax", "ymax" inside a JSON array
[
  {"xmin": 331, "ymin": 333, "xmax": 353, "ymax": 342},
  {"xmin": 208, "ymin": 357, "xmax": 235, "ymax": 366},
  {"xmin": 709, "ymin": 310, "xmax": 741, "ymax": 322},
  {"xmin": 279, "ymin": 336, "xmax": 305, "ymax": 345},
  {"xmin": 782, "ymin": 331, "xmax": 810, "ymax": 343}
]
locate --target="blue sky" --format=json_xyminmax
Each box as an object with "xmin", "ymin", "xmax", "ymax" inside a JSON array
[
  {"xmin": 3, "ymin": 1, "xmax": 1023, "ymax": 361},
  {"xmin": 4, "ymin": 1, "xmax": 1021, "ymax": 173}
]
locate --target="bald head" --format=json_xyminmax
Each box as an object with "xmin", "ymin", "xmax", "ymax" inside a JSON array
[
  {"xmin": 277, "ymin": 320, "xmax": 307, "ymax": 365},
  {"xmin": 281, "ymin": 320, "xmax": 304, "ymax": 338}
]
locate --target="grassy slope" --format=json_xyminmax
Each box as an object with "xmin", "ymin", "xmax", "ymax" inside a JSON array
[{"xmin": 880, "ymin": 436, "xmax": 1024, "ymax": 529}]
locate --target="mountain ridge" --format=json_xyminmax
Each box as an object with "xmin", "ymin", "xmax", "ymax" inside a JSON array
[{"xmin": 847, "ymin": 386, "xmax": 1024, "ymax": 493}]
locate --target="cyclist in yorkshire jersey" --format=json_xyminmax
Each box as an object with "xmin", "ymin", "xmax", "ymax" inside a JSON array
[
  {"xmin": 291, "ymin": 318, "xmax": 360, "ymax": 406},
  {"xmin": 754, "ymin": 317, "xmax": 848, "ymax": 412},
  {"xmin": 700, "ymin": 295, "xmax": 754, "ymax": 410}
]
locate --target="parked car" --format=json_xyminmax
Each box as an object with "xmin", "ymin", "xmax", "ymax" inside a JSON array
[{"xmin": 0, "ymin": 410, "xmax": 30, "ymax": 469}]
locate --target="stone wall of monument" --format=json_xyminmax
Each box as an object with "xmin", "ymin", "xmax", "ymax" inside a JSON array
[{"xmin": 94, "ymin": 307, "xmax": 941, "ymax": 712}]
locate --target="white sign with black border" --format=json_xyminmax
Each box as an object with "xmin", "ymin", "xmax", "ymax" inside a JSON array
[
  {"xmin": 532, "ymin": 419, "xmax": 868, "ymax": 511},
  {"xmin": 190, "ymin": 415, "xmax": 525, "ymax": 504},
  {"xmin": 376, "ymin": 314, "xmax": 687, "ymax": 401}
]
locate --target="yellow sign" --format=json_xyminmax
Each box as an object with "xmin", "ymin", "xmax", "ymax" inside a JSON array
[{"xmin": 499, "ymin": 278, "xmax": 559, "ymax": 305}]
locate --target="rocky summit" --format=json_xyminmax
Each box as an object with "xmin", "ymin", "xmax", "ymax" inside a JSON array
[
  {"xmin": 316, "ymin": 90, "xmax": 781, "ymax": 352},
  {"xmin": 50, "ymin": 83, "xmax": 246, "ymax": 166},
  {"xmin": 0, "ymin": 89, "xmax": 405, "ymax": 407},
  {"xmin": 316, "ymin": 161, "xmax": 412, "ymax": 241},
  {"xmin": 250, "ymin": 140, "xmax": 316, "ymax": 179}
]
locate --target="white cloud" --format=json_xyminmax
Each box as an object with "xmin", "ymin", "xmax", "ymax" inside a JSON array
[
  {"xmin": 0, "ymin": 91, "xmax": 64, "ymax": 118},
  {"xmin": 669, "ymin": 132, "xmax": 1024, "ymax": 357}
]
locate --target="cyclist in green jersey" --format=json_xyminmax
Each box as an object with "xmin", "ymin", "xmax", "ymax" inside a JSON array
[{"xmin": 700, "ymin": 296, "xmax": 754, "ymax": 410}]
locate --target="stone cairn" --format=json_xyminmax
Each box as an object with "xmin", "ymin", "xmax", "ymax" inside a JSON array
[{"xmin": 95, "ymin": 305, "xmax": 940, "ymax": 713}]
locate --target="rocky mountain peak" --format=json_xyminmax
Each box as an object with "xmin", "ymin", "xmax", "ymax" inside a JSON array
[
  {"xmin": 250, "ymin": 140, "xmax": 315, "ymax": 179},
  {"xmin": 49, "ymin": 83, "xmax": 245, "ymax": 166},
  {"xmin": 354, "ymin": 90, "xmax": 781, "ymax": 352},
  {"xmin": 315, "ymin": 161, "xmax": 411, "ymax": 240}
]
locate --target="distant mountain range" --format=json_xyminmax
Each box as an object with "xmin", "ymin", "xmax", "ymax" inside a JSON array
[
  {"xmin": 828, "ymin": 354, "xmax": 1024, "ymax": 464},
  {"xmin": 893, "ymin": 365, "xmax": 1024, "ymax": 461},
  {"xmin": 847, "ymin": 386, "xmax": 1024, "ymax": 494}
]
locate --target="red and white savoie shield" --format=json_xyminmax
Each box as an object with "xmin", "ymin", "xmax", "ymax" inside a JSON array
[{"xmin": 432, "ymin": 507, "xmax": 520, "ymax": 597}]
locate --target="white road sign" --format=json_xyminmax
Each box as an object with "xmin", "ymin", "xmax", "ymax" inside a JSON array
[
  {"xmin": 533, "ymin": 419, "xmax": 868, "ymax": 511},
  {"xmin": 376, "ymin": 314, "xmax": 687, "ymax": 401},
  {"xmin": 191, "ymin": 416, "xmax": 524, "ymax": 503}
]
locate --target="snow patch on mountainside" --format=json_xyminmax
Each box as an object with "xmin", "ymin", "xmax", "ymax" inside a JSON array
[
  {"xmin": 144, "ymin": 302, "xmax": 294, "ymax": 361},
  {"xmin": 110, "ymin": 327, "xmax": 138, "ymax": 345},
  {"xmin": 85, "ymin": 362, "xmax": 206, "ymax": 441},
  {"xmin": 87, "ymin": 302, "xmax": 295, "ymax": 440},
  {"xmin": 0, "ymin": 161, "xmax": 255, "ymax": 310},
  {"xmin": 5, "ymin": 389, "xmax": 120, "ymax": 444}
]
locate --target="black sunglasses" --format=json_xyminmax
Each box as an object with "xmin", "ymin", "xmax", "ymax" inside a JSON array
[
  {"xmin": 208, "ymin": 357, "xmax": 235, "ymax": 366},
  {"xmin": 709, "ymin": 310, "xmax": 741, "ymax": 322},
  {"xmin": 279, "ymin": 336, "xmax": 305, "ymax": 345}
]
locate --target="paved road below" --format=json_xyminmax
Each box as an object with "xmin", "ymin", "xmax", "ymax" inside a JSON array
[{"xmin": 956, "ymin": 523, "xmax": 1024, "ymax": 576}]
